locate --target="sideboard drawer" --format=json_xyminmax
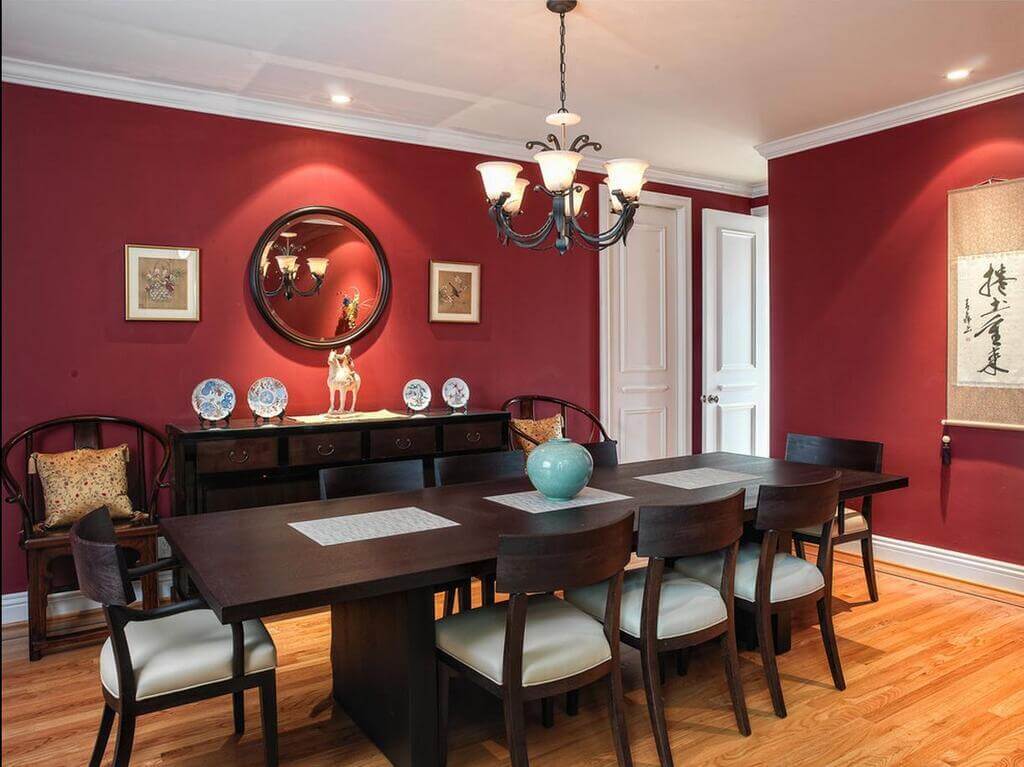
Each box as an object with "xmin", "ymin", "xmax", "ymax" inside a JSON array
[
  {"xmin": 369, "ymin": 427, "xmax": 436, "ymax": 459},
  {"xmin": 196, "ymin": 438, "xmax": 278, "ymax": 473},
  {"xmin": 442, "ymin": 421, "xmax": 504, "ymax": 453},
  {"xmin": 289, "ymin": 432, "xmax": 362, "ymax": 466}
]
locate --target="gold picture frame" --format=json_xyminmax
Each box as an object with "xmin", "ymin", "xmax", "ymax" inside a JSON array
[
  {"xmin": 429, "ymin": 260, "xmax": 481, "ymax": 323},
  {"xmin": 125, "ymin": 244, "xmax": 200, "ymax": 321}
]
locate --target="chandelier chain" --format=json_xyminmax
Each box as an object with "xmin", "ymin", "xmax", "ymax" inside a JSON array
[{"xmin": 558, "ymin": 12, "xmax": 567, "ymax": 113}]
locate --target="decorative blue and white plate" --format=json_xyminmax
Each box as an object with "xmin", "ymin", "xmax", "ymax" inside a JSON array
[
  {"xmin": 247, "ymin": 377, "xmax": 288, "ymax": 418},
  {"xmin": 191, "ymin": 378, "xmax": 236, "ymax": 421},
  {"xmin": 402, "ymin": 379, "xmax": 432, "ymax": 412},
  {"xmin": 442, "ymin": 377, "xmax": 470, "ymax": 409}
]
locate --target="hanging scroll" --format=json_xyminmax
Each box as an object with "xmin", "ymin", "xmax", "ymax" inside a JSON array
[{"xmin": 946, "ymin": 178, "xmax": 1024, "ymax": 430}]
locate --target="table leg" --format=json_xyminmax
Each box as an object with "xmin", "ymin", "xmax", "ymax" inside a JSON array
[{"xmin": 331, "ymin": 587, "xmax": 439, "ymax": 767}]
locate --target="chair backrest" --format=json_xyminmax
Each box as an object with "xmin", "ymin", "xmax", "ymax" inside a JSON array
[
  {"xmin": 434, "ymin": 451, "xmax": 526, "ymax": 486},
  {"xmin": 501, "ymin": 395, "xmax": 613, "ymax": 448},
  {"xmin": 785, "ymin": 433, "xmax": 883, "ymax": 473},
  {"xmin": 69, "ymin": 507, "xmax": 135, "ymax": 606},
  {"xmin": 319, "ymin": 459, "xmax": 425, "ymax": 500},
  {"xmin": 496, "ymin": 511, "xmax": 634, "ymax": 594},
  {"xmin": 754, "ymin": 474, "xmax": 841, "ymax": 533},
  {"xmin": 636, "ymin": 490, "xmax": 745, "ymax": 559},
  {"xmin": 583, "ymin": 440, "xmax": 619, "ymax": 468},
  {"xmin": 1, "ymin": 415, "xmax": 170, "ymax": 537}
]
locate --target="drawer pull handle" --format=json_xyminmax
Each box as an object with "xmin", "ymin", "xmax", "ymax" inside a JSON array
[
  {"xmin": 228, "ymin": 449, "xmax": 249, "ymax": 464},
  {"xmin": 466, "ymin": 431, "xmax": 482, "ymax": 443},
  {"xmin": 316, "ymin": 443, "xmax": 336, "ymax": 457},
  {"xmin": 395, "ymin": 437, "xmax": 413, "ymax": 450}
]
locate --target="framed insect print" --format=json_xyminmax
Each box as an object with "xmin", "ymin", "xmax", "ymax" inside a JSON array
[
  {"xmin": 125, "ymin": 244, "xmax": 200, "ymax": 321},
  {"xmin": 429, "ymin": 260, "xmax": 480, "ymax": 323}
]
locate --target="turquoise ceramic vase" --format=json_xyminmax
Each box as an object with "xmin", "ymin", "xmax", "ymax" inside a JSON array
[{"xmin": 526, "ymin": 437, "xmax": 594, "ymax": 501}]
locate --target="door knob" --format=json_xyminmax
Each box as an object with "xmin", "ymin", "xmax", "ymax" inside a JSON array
[{"xmin": 704, "ymin": 394, "xmax": 719, "ymax": 404}]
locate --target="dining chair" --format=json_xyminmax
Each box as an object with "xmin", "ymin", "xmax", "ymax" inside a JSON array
[
  {"xmin": 0, "ymin": 414, "xmax": 170, "ymax": 660},
  {"xmin": 318, "ymin": 460, "xmax": 470, "ymax": 615},
  {"xmin": 435, "ymin": 512, "xmax": 636, "ymax": 767},
  {"xmin": 433, "ymin": 450, "xmax": 526, "ymax": 487},
  {"xmin": 674, "ymin": 474, "xmax": 844, "ymax": 719},
  {"xmin": 502, "ymin": 395, "xmax": 618, "ymax": 459},
  {"xmin": 786, "ymin": 433, "xmax": 884, "ymax": 601},
  {"xmin": 565, "ymin": 491, "xmax": 750, "ymax": 766},
  {"xmin": 69, "ymin": 507, "xmax": 278, "ymax": 767}
]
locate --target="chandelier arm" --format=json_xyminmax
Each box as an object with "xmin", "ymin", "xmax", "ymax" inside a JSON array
[
  {"xmin": 262, "ymin": 277, "xmax": 286, "ymax": 298},
  {"xmin": 492, "ymin": 206, "xmax": 557, "ymax": 249},
  {"xmin": 568, "ymin": 203, "xmax": 638, "ymax": 247},
  {"xmin": 568, "ymin": 134, "xmax": 601, "ymax": 153}
]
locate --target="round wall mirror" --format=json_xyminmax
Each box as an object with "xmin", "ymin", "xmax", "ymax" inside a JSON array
[{"xmin": 249, "ymin": 206, "xmax": 391, "ymax": 349}]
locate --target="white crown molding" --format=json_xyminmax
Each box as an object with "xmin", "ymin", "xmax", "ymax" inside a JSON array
[
  {"xmin": 750, "ymin": 181, "xmax": 768, "ymax": 198},
  {"xmin": 1, "ymin": 56, "xmax": 764, "ymax": 198},
  {"xmin": 756, "ymin": 70, "xmax": 1024, "ymax": 160}
]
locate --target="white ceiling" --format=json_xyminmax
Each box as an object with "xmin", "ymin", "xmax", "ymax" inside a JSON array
[{"xmin": 3, "ymin": 0, "xmax": 1023, "ymax": 187}]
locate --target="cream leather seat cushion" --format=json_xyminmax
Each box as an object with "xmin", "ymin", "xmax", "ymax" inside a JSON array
[
  {"xmin": 100, "ymin": 610, "xmax": 276, "ymax": 700},
  {"xmin": 435, "ymin": 594, "xmax": 611, "ymax": 687},
  {"xmin": 565, "ymin": 569, "xmax": 727, "ymax": 639},
  {"xmin": 795, "ymin": 507, "xmax": 868, "ymax": 537},
  {"xmin": 673, "ymin": 544, "xmax": 825, "ymax": 603}
]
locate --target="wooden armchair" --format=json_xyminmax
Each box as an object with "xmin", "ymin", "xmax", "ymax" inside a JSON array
[
  {"xmin": 501, "ymin": 395, "xmax": 618, "ymax": 466},
  {"xmin": 1, "ymin": 415, "xmax": 170, "ymax": 660}
]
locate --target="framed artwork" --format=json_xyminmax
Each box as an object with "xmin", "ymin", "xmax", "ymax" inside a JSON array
[
  {"xmin": 125, "ymin": 244, "xmax": 200, "ymax": 321},
  {"xmin": 429, "ymin": 260, "xmax": 481, "ymax": 323}
]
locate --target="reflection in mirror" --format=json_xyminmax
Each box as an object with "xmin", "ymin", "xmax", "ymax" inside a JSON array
[{"xmin": 250, "ymin": 207, "xmax": 390, "ymax": 349}]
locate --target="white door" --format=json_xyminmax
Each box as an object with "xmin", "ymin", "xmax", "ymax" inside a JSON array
[
  {"xmin": 701, "ymin": 209, "xmax": 769, "ymax": 456},
  {"xmin": 601, "ymin": 190, "xmax": 692, "ymax": 463}
]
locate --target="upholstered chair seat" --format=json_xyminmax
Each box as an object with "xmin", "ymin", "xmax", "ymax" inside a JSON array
[
  {"xmin": 794, "ymin": 506, "xmax": 867, "ymax": 537},
  {"xmin": 100, "ymin": 610, "xmax": 276, "ymax": 700},
  {"xmin": 435, "ymin": 594, "xmax": 611, "ymax": 687},
  {"xmin": 565, "ymin": 569, "xmax": 727, "ymax": 639},
  {"xmin": 674, "ymin": 543, "xmax": 825, "ymax": 603}
]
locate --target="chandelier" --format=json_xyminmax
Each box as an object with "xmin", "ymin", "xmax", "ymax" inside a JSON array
[
  {"xmin": 262, "ymin": 232, "xmax": 329, "ymax": 300},
  {"xmin": 476, "ymin": 0, "xmax": 648, "ymax": 255}
]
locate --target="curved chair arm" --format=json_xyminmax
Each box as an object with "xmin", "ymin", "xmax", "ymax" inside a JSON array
[
  {"xmin": 126, "ymin": 557, "xmax": 179, "ymax": 579},
  {"xmin": 120, "ymin": 597, "xmax": 208, "ymax": 622}
]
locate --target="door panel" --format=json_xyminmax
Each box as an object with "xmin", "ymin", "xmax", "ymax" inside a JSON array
[
  {"xmin": 605, "ymin": 195, "xmax": 691, "ymax": 463},
  {"xmin": 702, "ymin": 209, "xmax": 769, "ymax": 456}
]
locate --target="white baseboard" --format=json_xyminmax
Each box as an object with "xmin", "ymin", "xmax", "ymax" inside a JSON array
[
  {"xmin": 837, "ymin": 535, "xmax": 1024, "ymax": 595},
  {"xmin": 2, "ymin": 572, "xmax": 173, "ymax": 626}
]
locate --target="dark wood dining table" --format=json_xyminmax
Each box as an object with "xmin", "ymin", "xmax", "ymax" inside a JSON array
[{"xmin": 160, "ymin": 451, "xmax": 908, "ymax": 767}]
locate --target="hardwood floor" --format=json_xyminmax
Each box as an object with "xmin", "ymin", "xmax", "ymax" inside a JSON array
[{"xmin": 3, "ymin": 554, "xmax": 1023, "ymax": 766}]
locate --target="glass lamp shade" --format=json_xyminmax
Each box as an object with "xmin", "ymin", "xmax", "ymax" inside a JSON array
[
  {"xmin": 306, "ymin": 257, "xmax": 329, "ymax": 277},
  {"xmin": 570, "ymin": 183, "xmax": 589, "ymax": 217},
  {"xmin": 502, "ymin": 178, "xmax": 530, "ymax": 215},
  {"xmin": 476, "ymin": 161, "xmax": 524, "ymax": 202},
  {"xmin": 604, "ymin": 178, "xmax": 623, "ymax": 213},
  {"xmin": 275, "ymin": 255, "xmax": 299, "ymax": 275},
  {"xmin": 604, "ymin": 158, "xmax": 649, "ymax": 200},
  {"xmin": 535, "ymin": 150, "xmax": 583, "ymax": 193}
]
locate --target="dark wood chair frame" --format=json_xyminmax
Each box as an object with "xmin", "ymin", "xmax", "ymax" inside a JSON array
[
  {"xmin": 622, "ymin": 491, "xmax": 751, "ymax": 766},
  {"xmin": 786, "ymin": 433, "xmax": 884, "ymax": 602},
  {"xmin": 69, "ymin": 508, "xmax": 278, "ymax": 767},
  {"xmin": 437, "ymin": 512, "xmax": 636, "ymax": 767},
  {"xmin": 318, "ymin": 460, "xmax": 471, "ymax": 616},
  {"xmin": 741, "ymin": 474, "xmax": 846, "ymax": 719},
  {"xmin": 1, "ymin": 415, "xmax": 171, "ymax": 660},
  {"xmin": 501, "ymin": 395, "xmax": 618, "ymax": 466},
  {"xmin": 433, "ymin": 450, "xmax": 527, "ymax": 488}
]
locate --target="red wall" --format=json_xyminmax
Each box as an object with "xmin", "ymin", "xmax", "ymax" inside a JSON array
[
  {"xmin": 769, "ymin": 94, "xmax": 1024, "ymax": 565},
  {"xmin": 0, "ymin": 83, "xmax": 749, "ymax": 593}
]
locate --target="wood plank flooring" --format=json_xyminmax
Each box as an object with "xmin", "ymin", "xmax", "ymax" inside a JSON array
[{"xmin": 3, "ymin": 554, "xmax": 1023, "ymax": 766}]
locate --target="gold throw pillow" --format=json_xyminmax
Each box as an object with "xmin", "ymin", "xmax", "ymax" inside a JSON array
[
  {"xmin": 511, "ymin": 414, "xmax": 563, "ymax": 454},
  {"xmin": 32, "ymin": 445, "xmax": 135, "ymax": 529}
]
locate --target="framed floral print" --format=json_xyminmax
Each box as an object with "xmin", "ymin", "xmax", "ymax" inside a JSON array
[
  {"xmin": 125, "ymin": 244, "xmax": 200, "ymax": 321},
  {"xmin": 429, "ymin": 260, "xmax": 480, "ymax": 323}
]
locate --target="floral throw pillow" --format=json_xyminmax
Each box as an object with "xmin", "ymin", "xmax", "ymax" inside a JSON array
[
  {"xmin": 510, "ymin": 414, "xmax": 563, "ymax": 454},
  {"xmin": 32, "ymin": 445, "xmax": 135, "ymax": 529}
]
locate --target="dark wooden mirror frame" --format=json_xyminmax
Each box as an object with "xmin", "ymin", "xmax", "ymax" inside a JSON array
[{"xmin": 249, "ymin": 205, "xmax": 392, "ymax": 349}]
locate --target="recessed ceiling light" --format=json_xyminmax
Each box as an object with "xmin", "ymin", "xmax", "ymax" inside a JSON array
[
  {"xmin": 945, "ymin": 69, "xmax": 971, "ymax": 81},
  {"xmin": 330, "ymin": 93, "xmax": 353, "ymax": 105}
]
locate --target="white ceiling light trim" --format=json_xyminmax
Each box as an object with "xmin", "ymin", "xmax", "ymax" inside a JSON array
[
  {"xmin": 756, "ymin": 70, "xmax": 1024, "ymax": 160},
  {"xmin": 1, "ymin": 56, "xmax": 762, "ymax": 198}
]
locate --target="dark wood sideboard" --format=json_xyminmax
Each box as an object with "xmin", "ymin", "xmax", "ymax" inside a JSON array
[{"xmin": 167, "ymin": 409, "xmax": 511, "ymax": 516}]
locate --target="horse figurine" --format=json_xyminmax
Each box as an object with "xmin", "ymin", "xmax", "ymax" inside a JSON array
[{"xmin": 327, "ymin": 345, "xmax": 361, "ymax": 414}]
